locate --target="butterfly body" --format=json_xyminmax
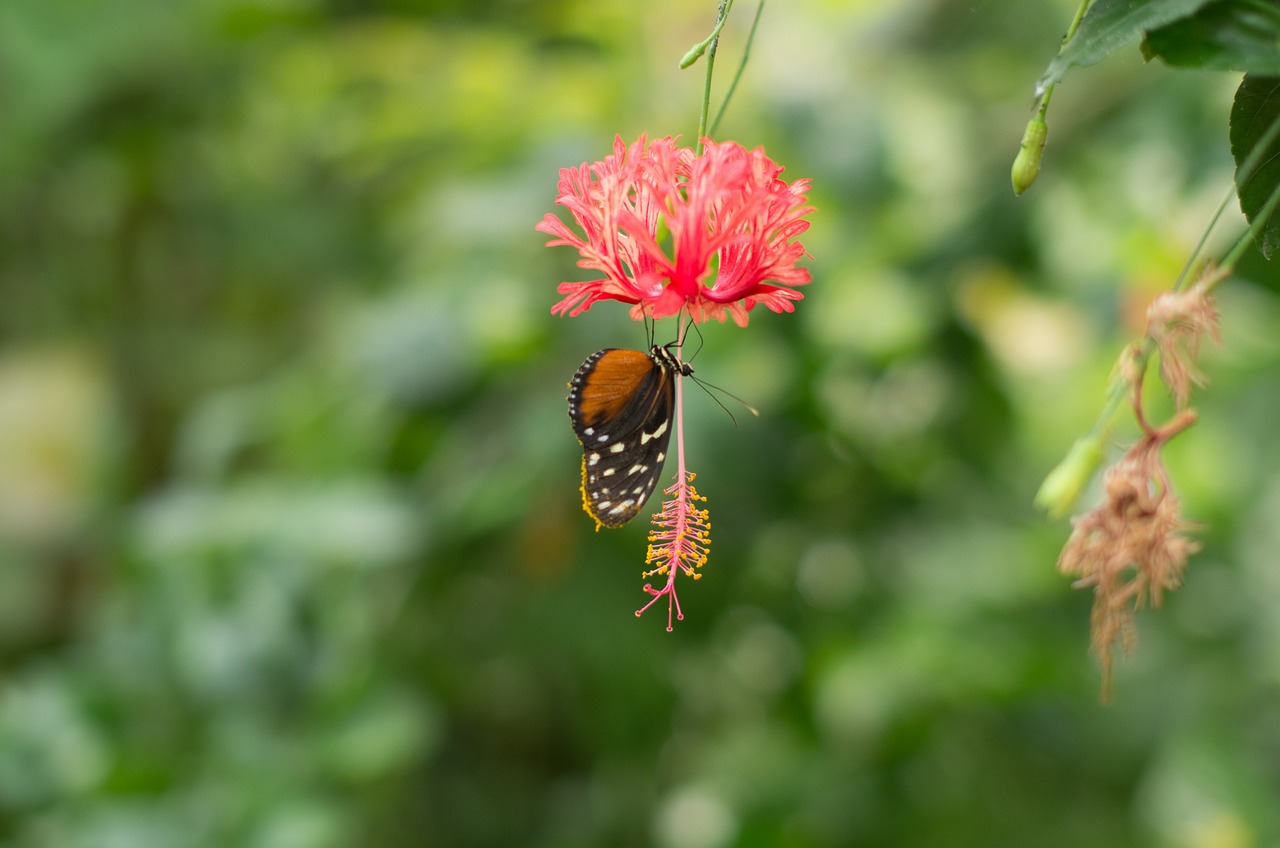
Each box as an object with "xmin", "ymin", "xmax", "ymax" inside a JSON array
[{"xmin": 568, "ymin": 346, "xmax": 691, "ymax": 529}]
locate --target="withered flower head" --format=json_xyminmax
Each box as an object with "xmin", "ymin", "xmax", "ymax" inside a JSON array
[
  {"xmin": 1145, "ymin": 277, "xmax": 1221, "ymax": 409},
  {"xmin": 1058, "ymin": 438, "xmax": 1199, "ymax": 699}
]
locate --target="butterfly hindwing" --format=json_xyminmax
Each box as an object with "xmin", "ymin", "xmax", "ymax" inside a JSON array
[{"xmin": 567, "ymin": 347, "xmax": 686, "ymax": 528}]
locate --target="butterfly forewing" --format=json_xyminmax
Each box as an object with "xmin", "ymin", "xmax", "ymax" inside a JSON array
[
  {"xmin": 569, "ymin": 349, "xmax": 661, "ymax": 441},
  {"xmin": 568, "ymin": 347, "xmax": 685, "ymax": 528}
]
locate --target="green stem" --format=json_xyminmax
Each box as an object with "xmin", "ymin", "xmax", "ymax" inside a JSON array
[
  {"xmin": 710, "ymin": 0, "xmax": 764, "ymax": 137},
  {"xmin": 1063, "ymin": 0, "xmax": 1092, "ymax": 44},
  {"xmin": 1171, "ymin": 185, "xmax": 1233, "ymax": 293},
  {"xmin": 1088, "ymin": 345, "xmax": 1152, "ymax": 450},
  {"xmin": 1029, "ymin": 0, "xmax": 1090, "ymax": 112},
  {"xmin": 696, "ymin": 45, "xmax": 717, "ymax": 155},
  {"xmin": 693, "ymin": 0, "xmax": 733, "ymax": 155}
]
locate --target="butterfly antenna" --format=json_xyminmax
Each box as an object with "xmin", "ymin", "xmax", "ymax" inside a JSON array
[
  {"xmin": 689, "ymin": 374, "xmax": 760, "ymax": 427},
  {"xmin": 687, "ymin": 321, "xmax": 706, "ymax": 363},
  {"xmin": 667, "ymin": 314, "xmax": 755, "ymax": 424}
]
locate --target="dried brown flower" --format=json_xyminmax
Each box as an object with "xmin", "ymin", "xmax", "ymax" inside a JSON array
[
  {"xmin": 1058, "ymin": 424, "xmax": 1199, "ymax": 700},
  {"xmin": 1146, "ymin": 277, "xmax": 1221, "ymax": 408}
]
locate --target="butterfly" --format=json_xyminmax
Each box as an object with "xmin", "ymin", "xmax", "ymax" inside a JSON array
[{"xmin": 567, "ymin": 345, "xmax": 693, "ymax": 529}]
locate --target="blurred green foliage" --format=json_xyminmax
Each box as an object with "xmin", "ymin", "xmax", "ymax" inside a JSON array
[{"xmin": 2, "ymin": 0, "xmax": 1280, "ymax": 846}]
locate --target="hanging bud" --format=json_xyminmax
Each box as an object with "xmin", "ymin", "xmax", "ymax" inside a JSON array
[
  {"xmin": 1011, "ymin": 114, "xmax": 1049, "ymax": 196},
  {"xmin": 1035, "ymin": 434, "xmax": 1104, "ymax": 519}
]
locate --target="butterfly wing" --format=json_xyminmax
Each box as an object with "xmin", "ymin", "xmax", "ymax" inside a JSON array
[{"xmin": 568, "ymin": 348, "xmax": 677, "ymax": 528}]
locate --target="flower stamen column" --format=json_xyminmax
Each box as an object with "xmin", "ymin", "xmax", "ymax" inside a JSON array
[{"xmin": 636, "ymin": 364, "xmax": 711, "ymax": 630}]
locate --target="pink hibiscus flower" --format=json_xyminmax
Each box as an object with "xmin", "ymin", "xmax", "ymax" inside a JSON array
[{"xmin": 538, "ymin": 135, "xmax": 813, "ymax": 327}]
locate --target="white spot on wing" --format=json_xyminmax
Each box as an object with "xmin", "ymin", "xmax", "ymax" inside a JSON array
[{"xmin": 640, "ymin": 420, "xmax": 668, "ymax": 444}]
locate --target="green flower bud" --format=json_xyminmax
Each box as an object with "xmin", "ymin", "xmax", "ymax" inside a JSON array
[
  {"xmin": 1011, "ymin": 115, "xmax": 1048, "ymax": 196},
  {"xmin": 1035, "ymin": 435, "xmax": 1104, "ymax": 519}
]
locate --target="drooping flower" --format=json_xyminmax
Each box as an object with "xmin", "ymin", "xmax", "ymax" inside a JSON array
[
  {"xmin": 538, "ymin": 134, "xmax": 813, "ymax": 327},
  {"xmin": 1058, "ymin": 412, "xmax": 1200, "ymax": 700}
]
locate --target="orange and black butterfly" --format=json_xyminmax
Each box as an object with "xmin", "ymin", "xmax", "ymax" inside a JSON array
[{"xmin": 567, "ymin": 346, "xmax": 692, "ymax": 529}]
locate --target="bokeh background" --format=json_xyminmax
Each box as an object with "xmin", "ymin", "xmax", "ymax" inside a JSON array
[{"xmin": 4, "ymin": 0, "xmax": 1280, "ymax": 845}]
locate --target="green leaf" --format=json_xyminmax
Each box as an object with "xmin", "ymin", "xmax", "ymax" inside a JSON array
[
  {"xmin": 1143, "ymin": 0, "xmax": 1280, "ymax": 72},
  {"xmin": 1230, "ymin": 75, "xmax": 1280, "ymax": 259},
  {"xmin": 1038, "ymin": 0, "xmax": 1215, "ymax": 90}
]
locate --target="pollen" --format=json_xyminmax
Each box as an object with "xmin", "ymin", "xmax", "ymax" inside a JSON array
[{"xmin": 636, "ymin": 472, "xmax": 712, "ymax": 630}]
